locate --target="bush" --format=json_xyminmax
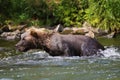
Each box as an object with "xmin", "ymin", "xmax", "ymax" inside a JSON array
[
  {"xmin": 0, "ymin": 0, "xmax": 54, "ymax": 26},
  {"xmin": 0, "ymin": 0, "xmax": 120, "ymax": 31},
  {"xmin": 85, "ymin": 0, "xmax": 120, "ymax": 31},
  {"xmin": 53, "ymin": 0, "xmax": 88, "ymax": 27}
]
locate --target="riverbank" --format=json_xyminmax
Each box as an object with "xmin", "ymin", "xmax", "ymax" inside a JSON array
[{"xmin": 0, "ymin": 22, "xmax": 119, "ymax": 41}]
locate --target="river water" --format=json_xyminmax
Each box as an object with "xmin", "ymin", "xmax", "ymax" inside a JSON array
[{"xmin": 0, "ymin": 38, "xmax": 120, "ymax": 80}]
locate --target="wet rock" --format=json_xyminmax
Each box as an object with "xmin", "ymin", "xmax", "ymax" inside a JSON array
[
  {"xmin": 85, "ymin": 31, "xmax": 95, "ymax": 38},
  {"xmin": 103, "ymin": 32, "xmax": 116, "ymax": 38},
  {"xmin": 82, "ymin": 22, "xmax": 100, "ymax": 34},
  {"xmin": 82, "ymin": 21, "xmax": 91, "ymax": 28},
  {"xmin": 0, "ymin": 30, "xmax": 21, "ymax": 40},
  {"xmin": 72, "ymin": 27, "xmax": 89, "ymax": 34},
  {"xmin": 1, "ymin": 25, "xmax": 10, "ymax": 32},
  {"xmin": 6, "ymin": 35, "xmax": 16, "ymax": 40},
  {"xmin": 95, "ymin": 28, "xmax": 108, "ymax": 36},
  {"xmin": 0, "ymin": 24, "xmax": 27, "ymax": 32},
  {"xmin": 61, "ymin": 27, "xmax": 73, "ymax": 34},
  {"xmin": 82, "ymin": 22, "xmax": 110, "ymax": 37},
  {"xmin": 0, "ymin": 47, "xmax": 5, "ymax": 51},
  {"xmin": 61, "ymin": 22, "xmax": 95, "ymax": 35},
  {"xmin": 17, "ymin": 24, "xmax": 27, "ymax": 31},
  {"xmin": 62, "ymin": 27, "xmax": 91, "ymax": 35}
]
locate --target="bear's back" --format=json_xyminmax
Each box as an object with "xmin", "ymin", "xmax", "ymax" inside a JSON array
[{"xmin": 46, "ymin": 34, "xmax": 104, "ymax": 56}]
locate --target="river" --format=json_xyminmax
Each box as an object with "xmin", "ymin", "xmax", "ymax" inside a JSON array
[{"xmin": 0, "ymin": 38, "xmax": 120, "ymax": 80}]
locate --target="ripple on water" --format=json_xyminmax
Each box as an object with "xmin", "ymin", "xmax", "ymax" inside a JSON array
[{"xmin": 0, "ymin": 78, "xmax": 14, "ymax": 80}]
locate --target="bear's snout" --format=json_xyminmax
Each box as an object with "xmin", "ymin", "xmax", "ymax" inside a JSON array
[{"xmin": 15, "ymin": 41, "xmax": 26, "ymax": 52}]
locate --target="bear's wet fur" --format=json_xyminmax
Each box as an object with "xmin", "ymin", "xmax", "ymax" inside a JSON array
[{"xmin": 15, "ymin": 27, "xmax": 104, "ymax": 56}]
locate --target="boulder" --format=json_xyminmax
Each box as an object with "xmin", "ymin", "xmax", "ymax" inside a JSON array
[
  {"xmin": 61, "ymin": 27, "xmax": 73, "ymax": 34},
  {"xmin": 85, "ymin": 31, "xmax": 95, "ymax": 38},
  {"xmin": 72, "ymin": 27, "xmax": 89, "ymax": 34},
  {"xmin": 1, "ymin": 25, "xmax": 10, "ymax": 32},
  {"xmin": 103, "ymin": 32, "xmax": 116, "ymax": 38},
  {"xmin": 0, "ymin": 30, "xmax": 20, "ymax": 40}
]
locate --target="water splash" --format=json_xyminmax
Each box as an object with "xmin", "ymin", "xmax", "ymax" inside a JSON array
[
  {"xmin": 100, "ymin": 46, "xmax": 120, "ymax": 58},
  {"xmin": 0, "ymin": 47, "xmax": 120, "ymax": 66}
]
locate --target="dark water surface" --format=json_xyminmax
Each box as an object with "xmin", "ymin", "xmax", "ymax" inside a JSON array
[{"xmin": 0, "ymin": 38, "xmax": 120, "ymax": 80}]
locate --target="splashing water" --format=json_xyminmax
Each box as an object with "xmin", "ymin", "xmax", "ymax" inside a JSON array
[
  {"xmin": 0, "ymin": 47, "xmax": 120, "ymax": 65},
  {"xmin": 101, "ymin": 46, "xmax": 120, "ymax": 58}
]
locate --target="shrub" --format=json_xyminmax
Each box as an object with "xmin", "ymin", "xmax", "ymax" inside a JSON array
[
  {"xmin": 0, "ymin": 0, "xmax": 120, "ymax": 31},
  {"xmin": 53, "ymin": 0, "xmax": 88, "ymax": 27},
  {"xmin": 85, "ymin": 0, "xmax": 120, "ymax": 31}
]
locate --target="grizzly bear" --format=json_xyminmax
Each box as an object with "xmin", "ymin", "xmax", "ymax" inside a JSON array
[{"xmin": 15, "ymin": 27, "xmax": 104, "ymax": 56}]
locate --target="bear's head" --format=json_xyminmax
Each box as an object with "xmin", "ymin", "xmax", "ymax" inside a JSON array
[{"xmin": 15, "ymin": 27, "xmax": 50, "ymax": 52}]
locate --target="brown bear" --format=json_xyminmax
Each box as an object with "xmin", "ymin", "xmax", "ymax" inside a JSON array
[{"xmin": 15, "ymin": 27, "xmax": 104, "ymax": 56}]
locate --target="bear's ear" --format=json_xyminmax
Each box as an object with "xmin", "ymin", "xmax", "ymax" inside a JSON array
[{"xmin": 30, "ymin": 30, "xmax": 38, "ymax": 38}]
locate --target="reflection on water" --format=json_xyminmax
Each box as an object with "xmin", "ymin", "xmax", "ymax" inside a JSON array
[{"xmin": 0, "ymin": 38, "xmax": 120, "ymax": 80}]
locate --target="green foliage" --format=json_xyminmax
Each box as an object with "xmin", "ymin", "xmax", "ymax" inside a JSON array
[
  {"xmin": 0, "ymin": 0, "xmax": 120, "ymax": 31},
  {"xmin": 53, "ymin": 0, "xmax": 88, "ymax": 27},
  {"xmin": 0, "ymin": 0, "xmax": 27, "ymax": 25},
  {"xmin": 85, "ymin": 0, "xmax": 120, "ymax": 30},
  {"xmin": 26, "ymin": 0, "xmax": 49, "ymax": 21},
  {"xmin": 0, "ymin": 0, "xmax": 53, "ymax": 26}
]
